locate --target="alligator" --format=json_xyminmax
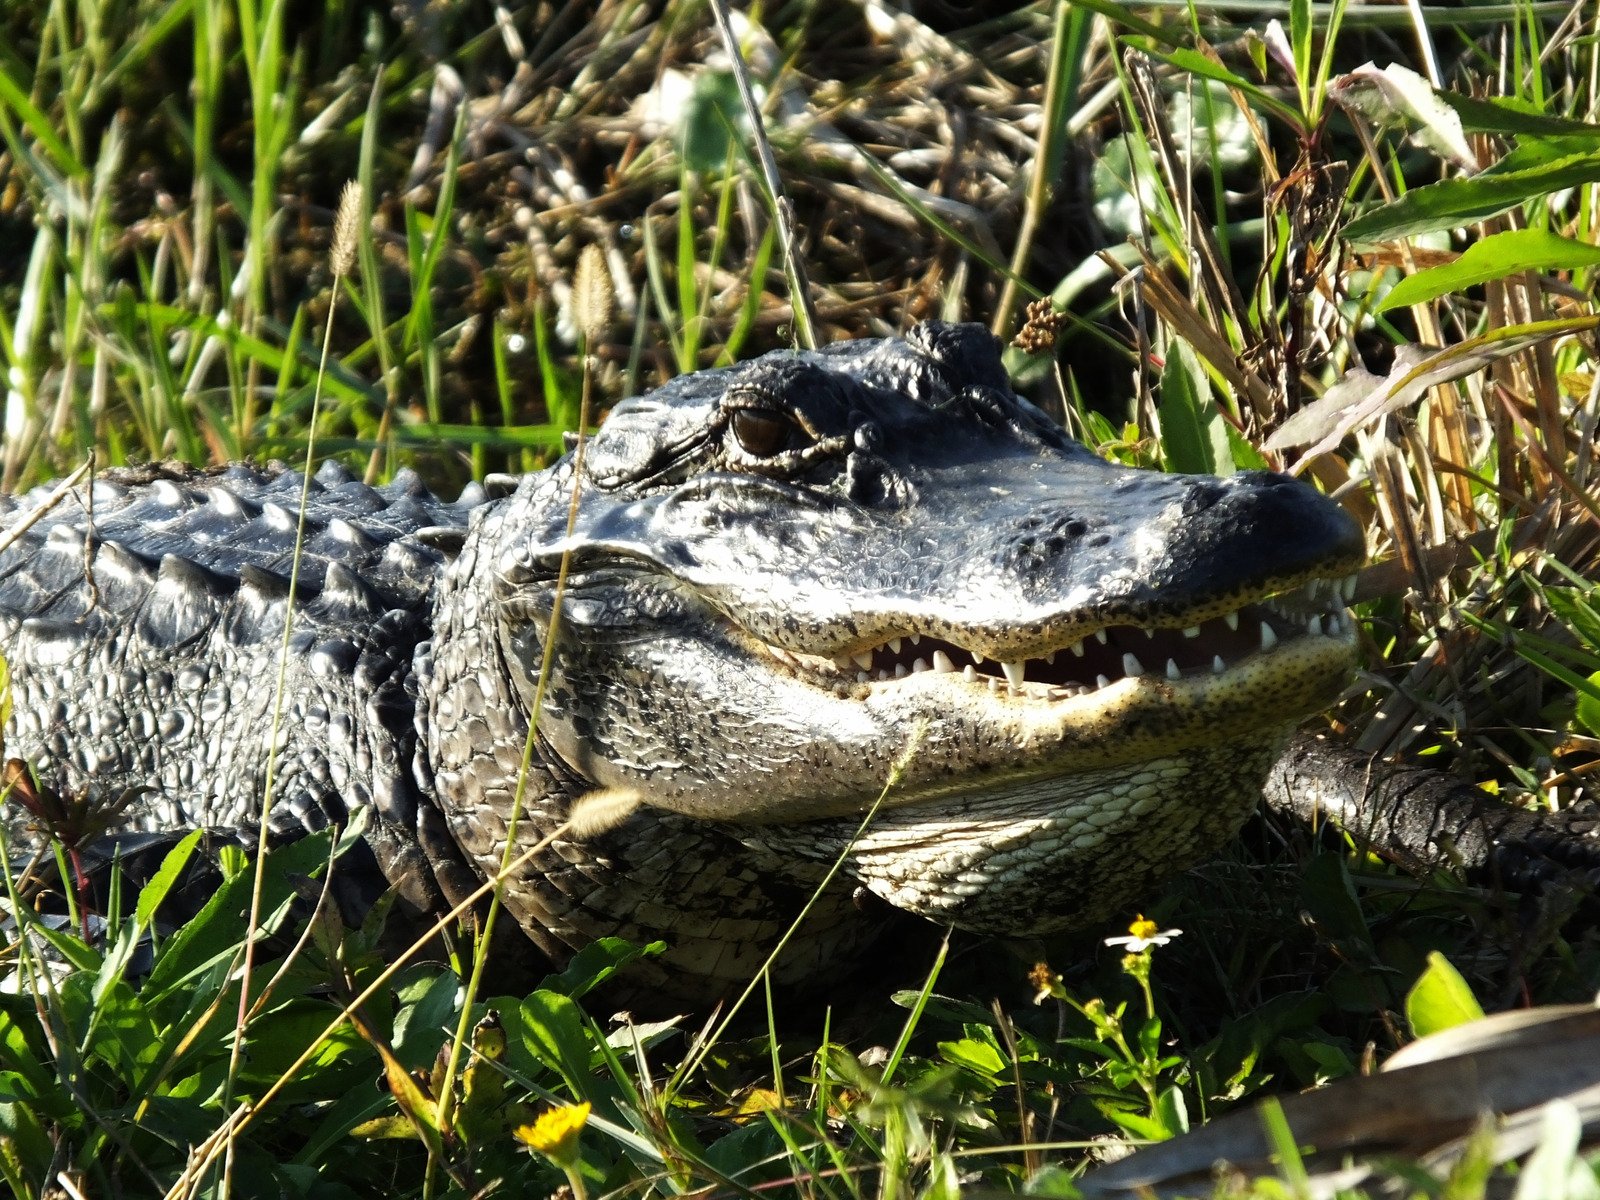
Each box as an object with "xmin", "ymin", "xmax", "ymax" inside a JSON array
[{"xmin": 0, "ymin": 322, "xmax": 1365, "ymax": 1002}]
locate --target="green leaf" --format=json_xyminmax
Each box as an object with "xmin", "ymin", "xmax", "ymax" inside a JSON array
[
  {"xmin": 1379, "ymin": 228, "xmax": 1600, "ymax": 311},
  {"xmin": 1158, "ymin": 339, "xmax": 1233, "ymax": 475},
  {"xmin": 135, "ymin": 828, "xmax": 206, "ymax": 929},
  {"xmin": 518, "ymin": 991, "xmax": 595, "ymax": 1099},
  {"xmin": 1575, "ymin": 672, "xmax": 1600, "ymax": 737},
  {"xmin": 538, "ymin": 936, "xmax": 662, "ymax": 1000},
  {"xmin": 143, "ymin": 830, "xmax": 339, "ymax": 1001},
  {"xmin": 1405, "ymin": 952, "xmax": 1485, "ymax": 1040},
  {"xmin": 937, "ymin": 1037, "xmax": 1006, "ymax": 1078},
  {"xmin": 679, "ymin": 70, "xmax": 745, "ymax": 174},
  {"xmin": 1438, "ymin": 93, "xmax": 1600, "ymax": 138},
  {"xmin": 1345, "ymin": 142, "xmax": 1600, "ymax": 242}
]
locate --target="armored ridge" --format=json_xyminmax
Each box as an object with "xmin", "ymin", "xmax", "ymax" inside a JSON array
[{"xmin": 0, "ymin": 322, "xmax": 1365, "ymax": 1003}]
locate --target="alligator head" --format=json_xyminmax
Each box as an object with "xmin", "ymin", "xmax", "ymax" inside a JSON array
[{"xmin": 430, "ymin": 322, "xmax": 1362, "ymax": 970}]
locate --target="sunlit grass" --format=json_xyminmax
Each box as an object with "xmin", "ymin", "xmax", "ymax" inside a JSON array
[{"xmin": 1, "ymin": 0, "xmax": 1599, "ymax": 1196}]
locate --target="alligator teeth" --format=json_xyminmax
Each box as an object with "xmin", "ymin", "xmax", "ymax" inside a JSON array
[
  {"xmin": 1212, "ymin": 655, "xmax": 1225, "ymax": 674},
  {"xmin": 1094, "ymin": 629, "xmax": 1109, "ymax": 645},
  {"xmin": 1224, "ymin": 612, "xmax": 1239, "ymax": 632},
  {"xmin": 1044, "ymin": 650, "xmax": 1056, "ymax": 665},
  {"xmin": 909, "ymin": 633, "xmax": 921, "ymax": 646},
  {"xmin": 1307, "ymin": 614, "xmax": 1322, "ymax": 637},
  {"xmin": 1143, "ymin": 627, "xmax": 1155, "ymax": 638},
  {"xmin": 963, "ymin": 664, "xmax": 978, "ymax": 683},
  {"xmin": 1095, "ymin": 674, "xmax": 1111, "ymax": 689},
  {"xmin": 1183, "ymin": 625, "xmax": 1200, "ymax": 638},
  {"xmin": 852, "ymin": 651, "xmax": 875, "ymax": 671},
  {"xmin": 888, "ymin": 637, "xmax": 903, "ymax": 655},
  {"xmin": 1069, "ymin": 640, "xmax": 1086, "ymax": 657},
  {"xmin": 1001, "ymin": 661, "xmax": 1025, "ymax": 689},
  {"xmin": 856, "ymin": 671, "xmax": 870, "ymax": 683},
  {"xmin": 1122, "ymin": 652, "xmax": 1144, "ymax": 677},
  {"xmin": 1341, "ymin": 575, "xmax": 1358, "ymax": 602},
  {"xmin": 894, "ymin": 663, "xmax": 907, "ymax": 679},
  {"xmin": 834, "ymin": 655, "xmax": 855, "ymax": 671},
  {"xmin": 912, "ymin": 657, "xmax": 929, "ymax": 674},
  {"xmin": 1259, "ymin": 622, "xmax": 1277, "ymax": 650},
  {"xmin": 1166, "ymin": 658, "xmax": 1180, "ymax": 680},
  {"xmin": 932, "ymin": 649, "xmax": 955, "ymax": 673}
]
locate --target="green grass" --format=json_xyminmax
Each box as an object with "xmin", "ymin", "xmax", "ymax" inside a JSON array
[{"xmin": 3, "ymin": 0, "xmax": 1600, "ymax": 1196}]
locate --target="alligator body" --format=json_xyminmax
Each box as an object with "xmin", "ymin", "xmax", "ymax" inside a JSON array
[{"xmin": 0, "ymin": 323, "xmax": 1363, "ymax": 1001}]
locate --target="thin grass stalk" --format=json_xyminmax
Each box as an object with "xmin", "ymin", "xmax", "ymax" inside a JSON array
[
  {"xmin": 705, "ymin": 0, "xmax": 818, "ymax": 350},
  {"xmin": 218, "ymin": 180, "xmax": 361, "ymax": 1200},
  {"xmin": 993, "ymin": 0, "xmax": 1085, "ymax": 339},
  {"xmin": 425, "ymin": 250, "xmax": 611, "ymax": 1191}
]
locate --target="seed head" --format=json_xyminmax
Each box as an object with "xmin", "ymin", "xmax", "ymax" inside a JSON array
[{"xmin": 331, "ymin": 181, "xmax": 364, "ymax": 278}]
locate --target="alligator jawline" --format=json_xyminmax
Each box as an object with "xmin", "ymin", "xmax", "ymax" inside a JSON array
[{"xmin": 761, "ymin": 571, "xmax": 1359, "ymax": 702}]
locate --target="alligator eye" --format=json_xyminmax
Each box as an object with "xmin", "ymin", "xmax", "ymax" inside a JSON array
[{"xmin": 730, "ymin": 407, "xmax": 795, "ymax": 458}]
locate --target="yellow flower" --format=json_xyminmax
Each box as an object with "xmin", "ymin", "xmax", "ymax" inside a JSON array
[
  {"xmin": 1103, "ymin": 914, "xmax": 1181, "ymax": 953},
  {"xmin": 513, "ymin": 1101, "xmax": 591, "ymax": 1165}
]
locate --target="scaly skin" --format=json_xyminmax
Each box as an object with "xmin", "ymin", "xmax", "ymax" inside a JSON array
[{"xmin": 0, "ymin": 322, "xmax": 1363, "ymax": 1003}]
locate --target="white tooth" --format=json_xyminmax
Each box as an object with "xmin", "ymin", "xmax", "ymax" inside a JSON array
[
  {"xmin": 1224, "ymin": 612, "xmax": 1239, "ymax": 632},
  {"xmin": 963, "ymin": 664, "xmax": 978, "ymax": 682},
  {"xmin": 1095, "ymin": 674, "xmax": 1111, "ymax": 689},
  {"xmin": 1122, "ymin": 652, "xmax": 1144, "ymax": 677},
  {"xmin": 1307, "ymin": 615, "xmax": 1322, "ymax": 637},
  {"xmin": 888, "ymin": 638, "xmax": 903, "ymax": 655},
  {"xmin": 856, "ymin": 671, "xmax": 870, "ymax": 683},
  {"xmin": 1069, "ymin": 640, "xmax": 1086, "ymax": 657},
  {"xmin": 770, "ymin": 646, "xmax": 791, "ymax": 664},
  {"xmin": 1045, "ymin": 650, "xmax": 1056, "ymax": 665},
  {"xmin": 932, "ymin": 649, "xmax": 955, "ymax": 673},
  {"xmin": 1342, "ymin": 575, "xmax": 1357, "ymax": 602},
  {"xmin": 1260, "ymin": 622, "xmax": 1277, "ymax": 650},
  {"xmin": 1212, "ymin": 655, "xmax": 1225, "ymax": 674},
  {"xmin": 909, "ymin": 633, "xmax": 921, "ymax": 645},
  {"xmin": 1143, "ymin": 627, "xmax": 1155, "ymax": 638},
  {"xmin": 972, "ymin": 650, "xmax": 984, "ymax": 666},
  {"xmin": 835, "ymin": 655, "xmax": 854, "ymax": 671},
  {"xmin": 876, "ymin": 667, "xmax": 890, "ymax": 681},
  {"xmin": 852, "ymin": 651, "xmax": 874, "ymax": 671},
  {"xmin": 1094, "ymin": 629, "xmax": 1108, "ymax": 645},
  {"xmin": 912, "ymin": 658, "xmax": 929, "ymax": 674},
  {"xmin": 1166, "ymin": 658, "xmax": 1180, "ymax": 680},
  {"xmin": 988, "ymin": 677, "xmax": 1000, "ymax": 692},
  {"xmin": 894, "ymin": 664, "xmax": 907, "ymax": 678},
  {"xmin": 1183, "ymin": 625, "xmax": 1200, "ymax": 638},
  {"xmin": 1001, "ymin": 661, "xmax": 1025, "ymax": 688}
]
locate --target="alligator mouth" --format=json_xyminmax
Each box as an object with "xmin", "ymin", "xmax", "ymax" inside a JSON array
[{"xmin": 763, "ymin": 573, "xmax": 1358, "ymax": 699}]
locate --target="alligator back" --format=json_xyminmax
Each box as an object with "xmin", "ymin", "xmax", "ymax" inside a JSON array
[{"xmin": 0, "ymin": 460, "xmax": 485, "ymax": 910}]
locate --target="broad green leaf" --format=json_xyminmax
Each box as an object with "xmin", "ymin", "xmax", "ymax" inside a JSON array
[
  {"xmin": 1405, "ymin": 952, "xmax": 1485, "ymax": 1039},
  {"xmin": 1379, "ymin": 228, "xmax": 1600, "ymax": 311},
  {"xmin": 1345, "ymin": 143, "xmax": 1600, "ymax": 242},
  {"xmin": 1158, "ymin": 339, "xmax": 1233, "ymax": 475},
  {"xmin": 518, "ymin": 991, "xmax": 594, "ymax": 1099},
  {"xmin": 937, "ymin": 1037, "xmax": 1005, "ymax": 1078}
]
